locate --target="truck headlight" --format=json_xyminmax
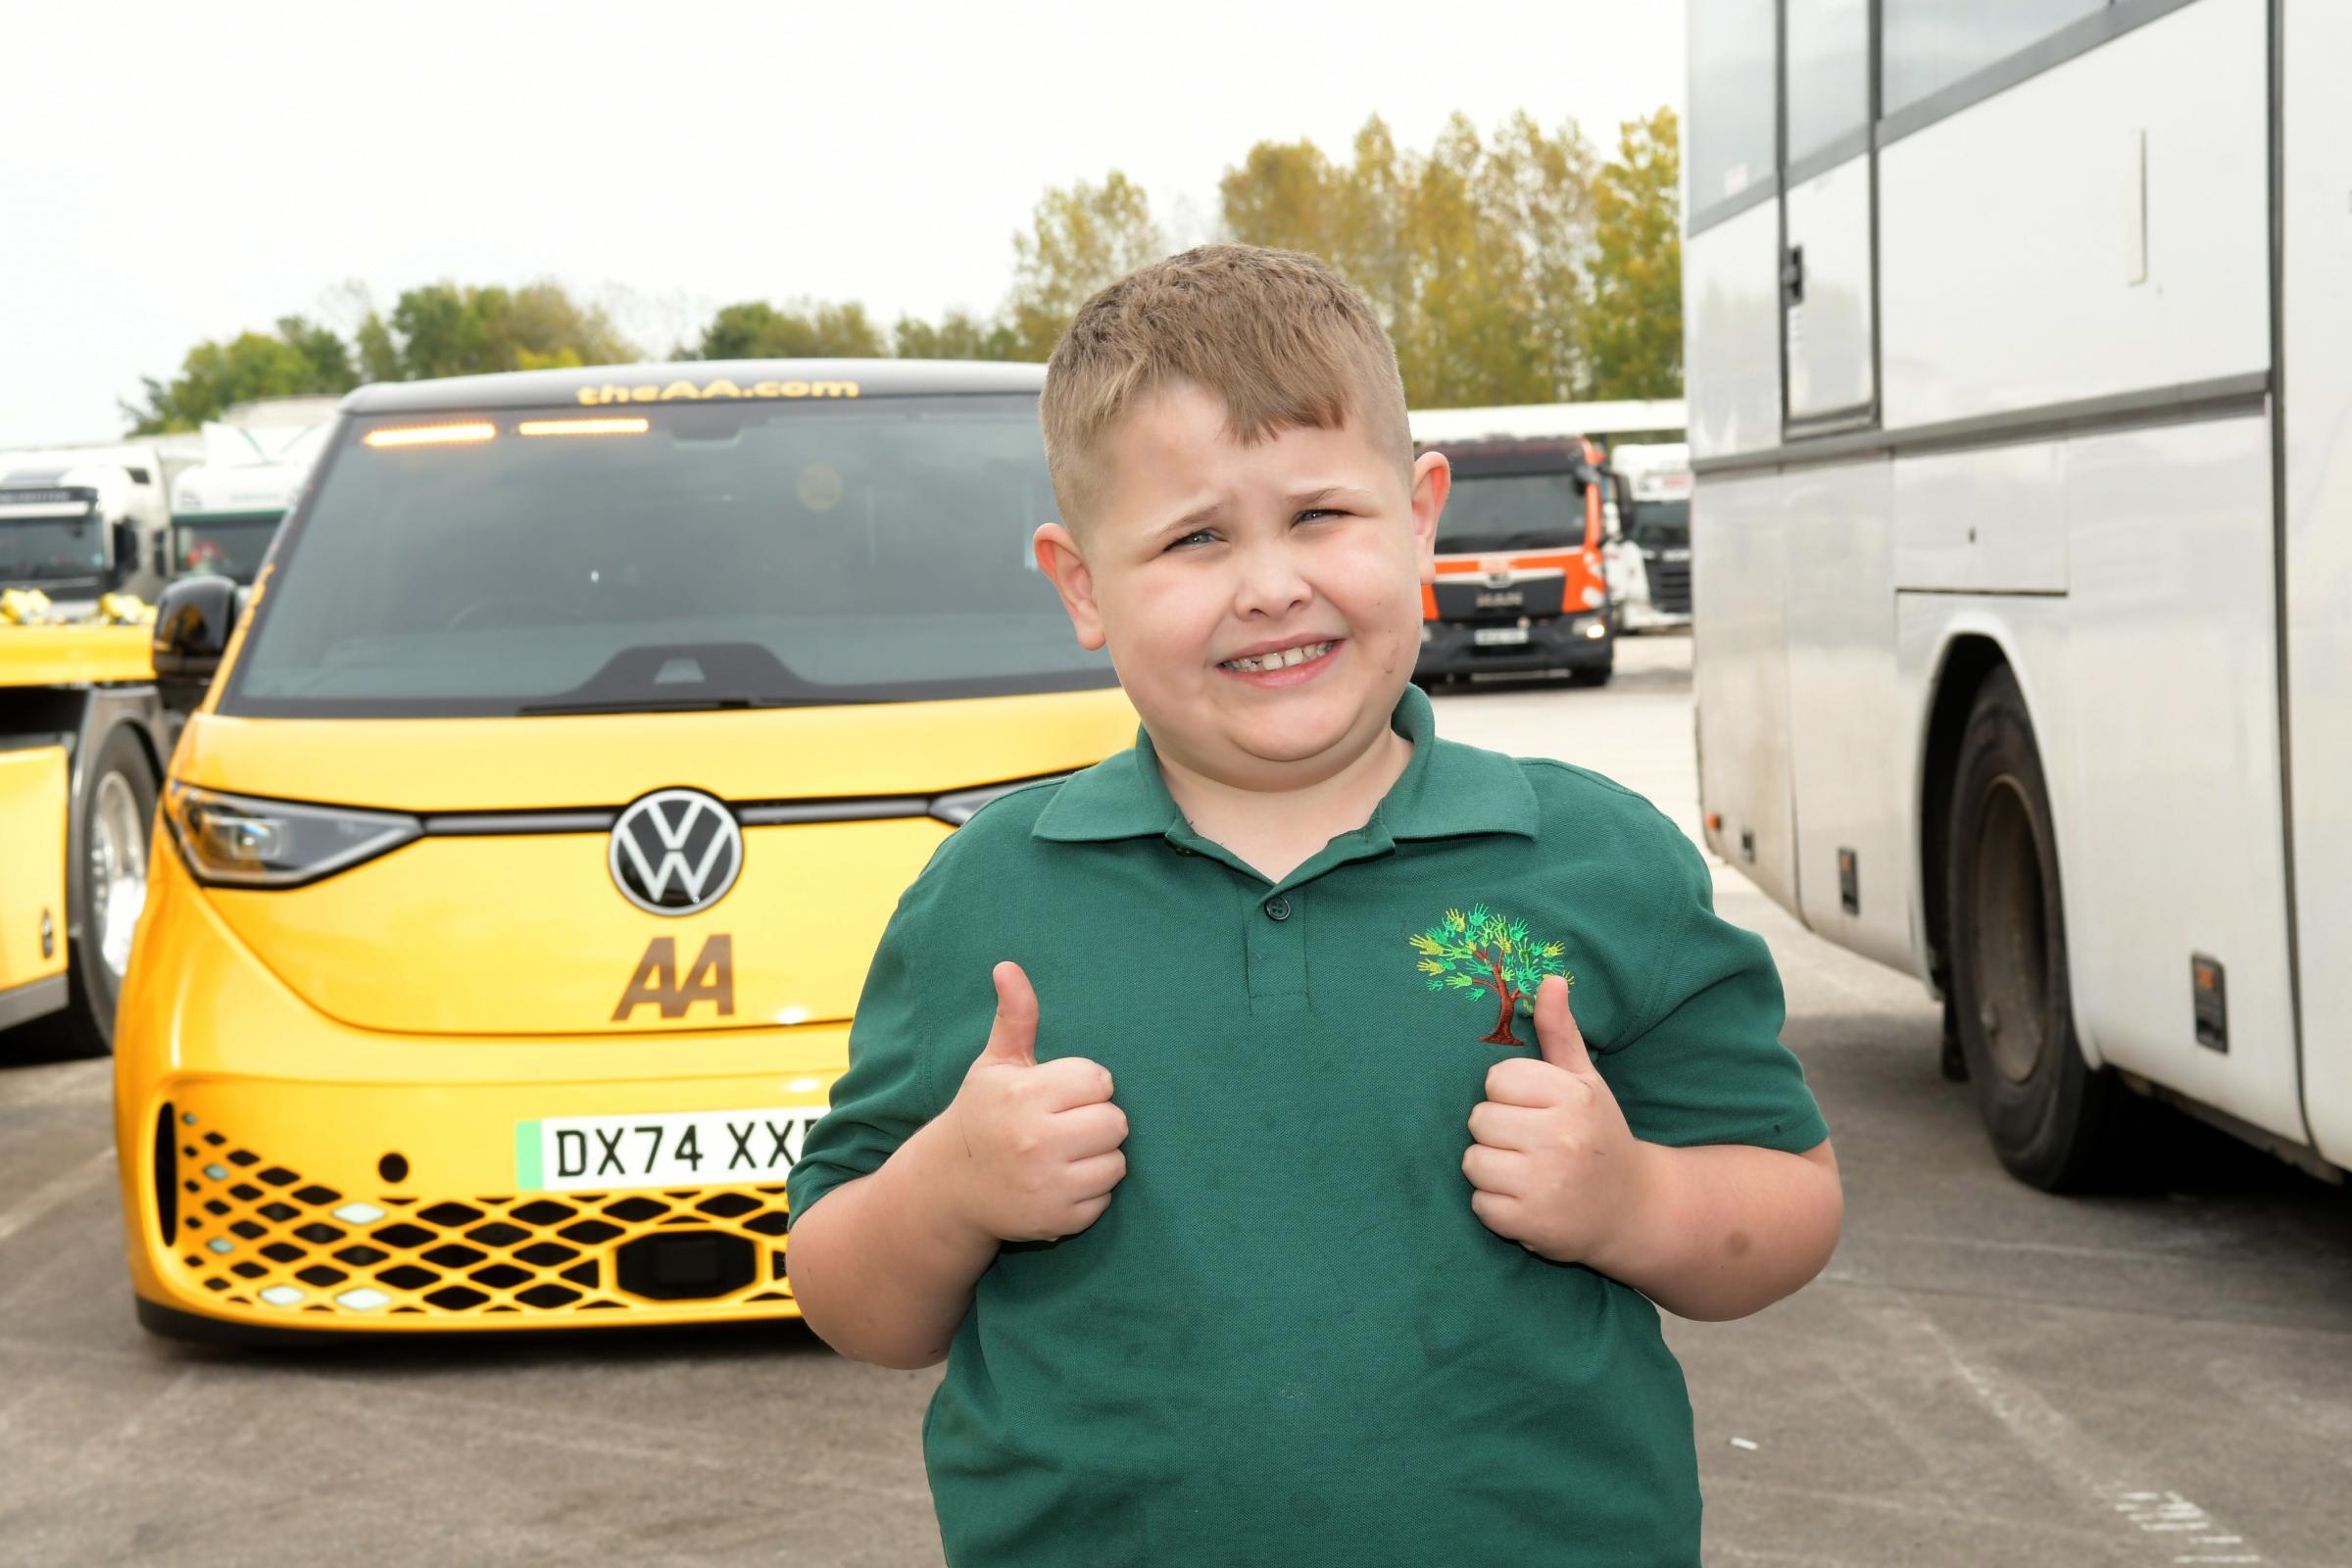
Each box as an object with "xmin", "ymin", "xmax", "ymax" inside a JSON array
[{"xmin": 166, "ymin": 784, "xmax": 421, "ymax": 888}]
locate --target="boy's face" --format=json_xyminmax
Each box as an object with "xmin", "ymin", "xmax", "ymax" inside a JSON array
[{"xmin": 1035, "ymin": 379, "xmax": 1449, "ymax": 793}]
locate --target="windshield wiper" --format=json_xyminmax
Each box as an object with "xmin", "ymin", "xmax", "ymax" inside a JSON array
[{"xmin": 514, "ymin": 694, "xmax": 858, "ymax": 716}]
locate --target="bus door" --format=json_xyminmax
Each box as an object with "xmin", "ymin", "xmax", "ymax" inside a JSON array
[{"xmin": 1782, "ymin": 0, "xmax": 1878, "ymax": 433}]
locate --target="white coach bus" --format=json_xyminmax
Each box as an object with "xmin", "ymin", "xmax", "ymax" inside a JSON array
[{"xmin": 1683, "ymin": 0, "xmax": 2349, "ymax": 1190}]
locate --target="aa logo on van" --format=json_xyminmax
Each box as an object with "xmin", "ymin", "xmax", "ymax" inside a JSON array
[
  {"xmin": 612, "ymin": 934, "xmax": 734, "ymax": 1022},
  {"xmin": 610, "ymin": 788, "xmax": 744, "ymax": 915}
]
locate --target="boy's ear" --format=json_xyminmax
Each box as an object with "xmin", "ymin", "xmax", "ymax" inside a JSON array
[
  {"xmin": 1033, "ymin": 521, "xmax": 1107, "ymax": 651},
  {"xmin": 1407, "ymin": 452, "xmax": 1450, "ymax": 583}
]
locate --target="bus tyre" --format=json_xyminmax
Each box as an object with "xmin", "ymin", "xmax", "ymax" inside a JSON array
[
  {"xmin": 65, "ymin": 724, "xmax": 159, "ymax": 1056},
  {"xmin": 1944, "ymin": 667, "xmax": 2144, "ymax": 1191}
]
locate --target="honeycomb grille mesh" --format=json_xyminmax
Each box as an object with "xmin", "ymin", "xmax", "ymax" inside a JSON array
[{"xmin": 166, "ymin": 1109, "xmax": 796, "ymax": 1321}]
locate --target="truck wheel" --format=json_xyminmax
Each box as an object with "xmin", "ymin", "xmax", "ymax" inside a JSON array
[
  {"xmin": 65, "ymin": 723, "xmax": 158, "ymax": 1055},
  {"xmin": 1943, "ymin": 667, "xmax": 2145, "ymax": 1191},
  {"xmin": 1568, "ymin": 660, "xmax": 1613, "ymax": 688}
]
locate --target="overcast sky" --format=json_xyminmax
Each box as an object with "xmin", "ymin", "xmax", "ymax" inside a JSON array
[{"xmin": 1, "ymin": 1, "xmax": 1683, "ymax": 446}]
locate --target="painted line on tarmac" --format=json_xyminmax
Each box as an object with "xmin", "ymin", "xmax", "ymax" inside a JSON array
[
  {"xmin": 1840, "ymin": 1274, "xmax": 2270, "ymax": 1566},
  {"xmin": 0, "ymin": 1146, "xmax": 115, "ymax": 1250}
]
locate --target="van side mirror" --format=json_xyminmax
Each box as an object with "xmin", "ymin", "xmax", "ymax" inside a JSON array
[{"xmin": 152, "ymin": 575, "xmax": 240, "ymax": 710}]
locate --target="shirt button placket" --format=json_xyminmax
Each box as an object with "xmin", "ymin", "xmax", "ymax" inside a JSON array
[{"xmin": 1246, "ymin": 889, "xmax": 1306, "ymax": 1006}]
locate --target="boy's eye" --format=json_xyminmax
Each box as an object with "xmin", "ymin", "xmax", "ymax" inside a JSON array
[
  {"xmin": 1167, "ymin": 530, "xmax": 1217, "ymax": 551},
  {"xmin": 1296, "ymin": 507, "xmax": 1343, "ymax": 524}
]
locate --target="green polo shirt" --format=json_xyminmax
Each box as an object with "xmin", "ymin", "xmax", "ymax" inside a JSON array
[{"xmin": 790, "ymin": 685, "xmax": 1827, "ymax": 1567}]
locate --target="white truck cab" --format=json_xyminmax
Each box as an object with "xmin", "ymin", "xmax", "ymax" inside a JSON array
[
  {"xmin": 168, "ymin": 408, "xmax": 333, "ymax": 586},
  {"xmin": 1602, "ymin": 441, "xmax": 1693, "ymax": 633},
  {"xmin": 0, "ymin": 446, "xmax": 181, "ymax": 612}
]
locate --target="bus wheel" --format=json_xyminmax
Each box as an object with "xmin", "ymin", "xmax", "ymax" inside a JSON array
[
  {"xmin": 65, "ymin": 724, "xmax": 158, "ymax": 1056},
  {"xmin": 1944, "ymin": 667, "xmax": 2142, "ymax": 1191}
]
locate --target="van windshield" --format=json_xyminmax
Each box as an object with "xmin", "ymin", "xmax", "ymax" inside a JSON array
[
  {"xmin": 1435, "ymin": 471, "xmax": 1588, "ymax": 555},
  {"xmin": 220, "ymin": 396, "xmax": 1114, "ymax": 717}
]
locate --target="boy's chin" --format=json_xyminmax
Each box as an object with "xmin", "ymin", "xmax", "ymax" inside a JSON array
[{"xmin": 1216, "ymin": 690, "xmax": 1394, "ymax": 767}]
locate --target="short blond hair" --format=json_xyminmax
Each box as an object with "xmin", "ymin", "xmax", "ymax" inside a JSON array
[{"xmin": 1040, "ymin": 244, "xmax": 1411, "ymax": 528}]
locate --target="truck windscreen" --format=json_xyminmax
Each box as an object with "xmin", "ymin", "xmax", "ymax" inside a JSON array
[
  {"xmin": 221, "ymin": 396, "xmax": 1115, "ymax": 718},
  {"xmin": 1631, "ymin": 499, "xmax": 1690, "ymax": 547},
  {"xmin": 174, "ymin": 514, "xmax": 280, "ymax": 586},
  {"xmin": 1434, "ymin": 471, "xmax": 1586, "ymax": 555},
  {"xmin": 0, "ymin": 497, "xmax": 105, "ymax": 584}
]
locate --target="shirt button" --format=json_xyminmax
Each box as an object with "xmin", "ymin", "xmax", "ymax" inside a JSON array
[{"xmin": 1264, "ymin": 896, "xmax": 1292, "ymax": 921}]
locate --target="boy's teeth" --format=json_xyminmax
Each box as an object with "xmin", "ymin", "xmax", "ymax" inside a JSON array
[{"xmin": 1223, "ymin": 641, "xmax": 1333, "ymax": 672}]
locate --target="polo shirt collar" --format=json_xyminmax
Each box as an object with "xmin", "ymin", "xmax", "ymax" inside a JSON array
[{"xmin": 1031, "ymin": 684, "xmax": 1539, "ymax": 848}]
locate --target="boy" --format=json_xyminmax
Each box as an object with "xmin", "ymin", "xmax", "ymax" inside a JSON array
[{"xmin": 787, "ymin": 245, "xmax": 1841, "ymax": 1566}]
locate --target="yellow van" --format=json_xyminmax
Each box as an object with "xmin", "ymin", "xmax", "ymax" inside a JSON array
[{"xmin": 117, "ymin": 360, "xmax": 1132, "ymax": 1340}]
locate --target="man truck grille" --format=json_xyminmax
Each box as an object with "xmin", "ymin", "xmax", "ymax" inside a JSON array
[{"xmin": 158, "ymin": 1107, "xmax": 795, "ymax": 1321}]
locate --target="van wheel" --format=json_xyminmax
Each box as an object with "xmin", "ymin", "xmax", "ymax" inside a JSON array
[
  {"xmin": 65, "ymin": 724, "xmax": 158, "ymax": 1055},
  {"xmin": 1568, "ymin": 661, "xmax": 1613, "ymax": 688},
  {"xmin": 1944, "ymin": 667, "xmax": 2145, "ymax": 1191}
]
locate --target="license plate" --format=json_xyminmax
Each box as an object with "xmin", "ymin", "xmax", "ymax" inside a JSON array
[
  {"xmin": 1662, "ymin": 548, "xmax": 1691, "ymax": 562},
  {"xmin": 515, "ymin": 1106, "xmax": 823, "ymax": 1193},
  {"xmin": 1473, "ymin": 625, "xmax": 1531, "ymax": 646}
]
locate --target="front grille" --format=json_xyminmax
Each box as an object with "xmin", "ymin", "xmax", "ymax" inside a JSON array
[
  {"xmin": 1643, "ymin": 554, "xmax": 1691, "ymax": 613},
  {"xmin": 163, "ymin": 1107, "xmax": 796, "ymax": 1321},
  {"xmin": 1432, "ymin": 576, "xmax": 1563, "ymax": 622}
]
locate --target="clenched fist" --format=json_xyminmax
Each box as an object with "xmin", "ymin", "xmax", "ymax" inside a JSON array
[
  {"xmin": 1463, "ymin": 973, "xmax": 1652, "ymax": 1267},
  {"xmin": 941, "ymin": 961, "xmax": 1128, "ymax": 1244}
]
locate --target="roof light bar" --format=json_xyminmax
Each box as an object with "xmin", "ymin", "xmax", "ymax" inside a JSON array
[
  {"xmin": 516, "ymin": 417, "xmax": 652, "ymax": 438},
  {"xmin": 363, "ymin": 422, "xmax": 497, "ymax": 449}
]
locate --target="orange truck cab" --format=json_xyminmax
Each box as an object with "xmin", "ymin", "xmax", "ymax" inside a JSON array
[{"xmin": 1415, "ymin": 434, "xmax": 1614, "ymax": 687}]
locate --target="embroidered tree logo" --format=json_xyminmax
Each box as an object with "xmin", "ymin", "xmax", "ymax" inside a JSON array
[{"xmin": 1409, "ymin": 905, "xmax": 1571, "ymax": 1047}]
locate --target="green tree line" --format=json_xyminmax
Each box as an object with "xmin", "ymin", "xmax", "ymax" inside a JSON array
[{"xmin": 125, "ymin": 108, "xmax": 1679, "ymax": 434}]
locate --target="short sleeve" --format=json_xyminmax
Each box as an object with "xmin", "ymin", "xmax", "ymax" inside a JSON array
[
  {"xmin": 786, "ymin": 872, "xmax": 957, "ymax": 1228},
  {"xmin": 1595, "ymin": 832, "xmax": 1830, "ymax": 1155}
]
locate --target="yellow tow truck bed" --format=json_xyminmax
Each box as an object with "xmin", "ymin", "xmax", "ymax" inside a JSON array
[
  {"xmin": 1, "ymin": 622, "xmax": 155, "ymax": 689},
  {"xmin": 2, "ymin": 599, "xmax": 170, "ymax": 1042}
]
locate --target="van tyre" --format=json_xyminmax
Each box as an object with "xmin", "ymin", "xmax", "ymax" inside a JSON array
[
  {"xmin": 1944, "ymin": 667, "xmax": 2146, "ymax": 1191},
  {"xmin": 65, "ymin": 723, "xmax": 158, "ymax": 1056}
]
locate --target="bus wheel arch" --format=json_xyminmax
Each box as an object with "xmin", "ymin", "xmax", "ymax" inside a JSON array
[
  {"xmin": 1936, "ymin": 661, "xmax": 2148, "ymax": 1191},
  {"xmin": 1919, "ymin": 634, "xmax": 2009, "ymax": 1017}
]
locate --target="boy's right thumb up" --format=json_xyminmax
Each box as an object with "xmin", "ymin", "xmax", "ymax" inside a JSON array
[{"xmin": 976, "ymin": 960, "xmax": 1039, "ymax": 1067}]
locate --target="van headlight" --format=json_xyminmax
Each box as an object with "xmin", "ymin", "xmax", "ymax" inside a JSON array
[{"xmin": 166, "ymin": 785, "xmax": 421, "ymax": 888}]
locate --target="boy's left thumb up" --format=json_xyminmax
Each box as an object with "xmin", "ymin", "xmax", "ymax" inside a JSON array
[{"xmin": 1532, "ymin": 973, "xmax": 1591, "ymax": 1073}]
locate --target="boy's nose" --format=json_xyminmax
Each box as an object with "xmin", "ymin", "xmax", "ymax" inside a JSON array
[{"xmin": 1230, "ymin": 542, "xmax": 1313, "ymax": 618}]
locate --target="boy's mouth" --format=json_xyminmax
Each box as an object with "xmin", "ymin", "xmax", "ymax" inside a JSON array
[{"xmin": 1217, "ymin": 639, "xmax": 1338, "ymax": 675}]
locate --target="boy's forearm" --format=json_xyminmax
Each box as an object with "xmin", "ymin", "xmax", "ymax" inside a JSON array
[
  {"xmin": 1588, "ymin": 1142, "xmax": 1842, "ymax": 1322},
  {"xmin": 785, "ymin": 1114, "xmax": 1000, "ymax": 1368}
]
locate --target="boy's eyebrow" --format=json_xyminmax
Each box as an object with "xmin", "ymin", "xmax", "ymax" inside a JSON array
[
  {"xmin": 1289, "ymin": 483, "xmax": 1375, "ymax": 509},
  {"xmin": 1148, "ymin": 496, "xmax": 1228, "ymax": 542}
]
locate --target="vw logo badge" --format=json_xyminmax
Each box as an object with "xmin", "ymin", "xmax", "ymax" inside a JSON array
[{"xmin": 610, "ymin": 788, "xmax": 744, "ymax": 916}]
